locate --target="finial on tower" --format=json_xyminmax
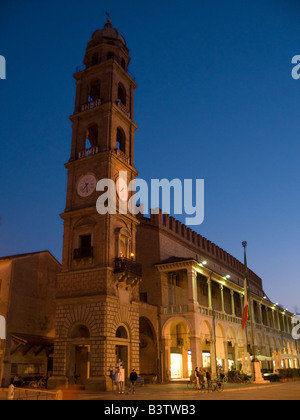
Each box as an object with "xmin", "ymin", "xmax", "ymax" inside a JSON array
[{"xmin": 105, "ymin": 11, "xmax": 112, "ymax": 24}]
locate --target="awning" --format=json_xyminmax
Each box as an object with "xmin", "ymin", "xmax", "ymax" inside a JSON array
[{"xmin": 11, "ymin": 333, "xmax": 54, "ymax": 356}]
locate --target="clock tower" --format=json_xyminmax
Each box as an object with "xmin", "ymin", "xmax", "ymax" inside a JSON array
[{"xmin": 49, "ymin": 18, "xmax": 142, "ymax": 391}]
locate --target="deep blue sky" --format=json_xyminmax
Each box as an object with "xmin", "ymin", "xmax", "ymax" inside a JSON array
[{"xmin": 0, "ymin": 0, "xmax": 299, "ymax": 312}]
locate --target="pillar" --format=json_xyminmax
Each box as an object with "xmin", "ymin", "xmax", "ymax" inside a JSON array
[
  {"xmin": 230, "ymin": 290, "xmax": 235, "ymax": 317},
  {"xmin": 220, "ymin": 285, "xmax": 225, "ymax": 313},
  {"xmin": 190, "ymin": 336, "xmax": 202, "ymax": 372},
  {"xmin": 224, "ymin": 341, "xmax": 229, "ymax": 373},
  {"xmin": 207, "ymin": 278, "xmax": 212, "ymax": 309},
  {"xmin": 259, "ymin": 302, "xmax": 263, "ymax": 325},
  {"xmin": 187, "ymin": 267, "xmax": 197, "ymax": 310}
]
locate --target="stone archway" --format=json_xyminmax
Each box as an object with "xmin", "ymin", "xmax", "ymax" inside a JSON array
[
  {"xmin": 139, "ymin": 317, "xmax": 157, "ymax": 381},
  {"xmin": 67, "ymin": 323, "xmax": 91, "ymax": 387},
  {"xmin": 162, "ymin": 318, "xmax": 192, "ymax": 380}
]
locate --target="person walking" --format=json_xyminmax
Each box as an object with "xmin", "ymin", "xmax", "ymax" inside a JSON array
[
  {"xmin": 198, "ymin": 368, "xmax": 204, "ymax": 387},
  {"xmin": 206, "ymin": 370, "xmax": 212, "ymax": 390},
  {"xmin": 194, "ymin": 367, "xmax": 200, "ymax": 389},
  {"xmin": 129, "ymin": 369, "xmax": 138, "ymax": 394}
]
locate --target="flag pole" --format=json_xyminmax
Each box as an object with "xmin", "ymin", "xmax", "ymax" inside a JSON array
[{"xmin": 242, "ymin": 241, "xmax": 257, "ymax": 378}]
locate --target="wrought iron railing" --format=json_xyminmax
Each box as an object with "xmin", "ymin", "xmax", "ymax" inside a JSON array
[{"xmin": 114, "ymin": 258, "xmax": 142, "ymax": 277}]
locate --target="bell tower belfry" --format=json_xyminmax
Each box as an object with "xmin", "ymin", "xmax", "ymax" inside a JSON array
[{"xmin": 49, "ymin": 19, "xmax": 142, "ymax": 392}]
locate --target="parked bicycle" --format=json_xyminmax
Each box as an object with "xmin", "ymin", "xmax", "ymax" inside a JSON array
[
  {"xmin": 227, "ymin": 371, "xmax": 252, "ymax": 384},
  {"xmin": 28, "ymin": 377, "xmax": 46, "ymax": 390},
  {"xmin": 187, "ymin": 379, "xmax": 224, "ymax": 392}
]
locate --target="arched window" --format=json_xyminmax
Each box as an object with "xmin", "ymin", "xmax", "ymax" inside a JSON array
[
  {"xmin": 116, "ymin": 326, "xmax": 128, "ymax": 339},
  {"xmin": 116, "ymin": 128, "xmax": 126, "ymax": 153},
  {"xmin": 121, "ymin": 58, "xmax": 126, "ymax": 70},
  {"xmin": 107, "ymin": 52, "xmax": 114, "ymax": 60},
  {"xmin": 86, "ymin": 124, "xmax": 98, "ymax": 148},
  {"xmin": 117, "ymin": 83, "xmax": 127, "ymax": 106},
  {"xmin": 89, "ymin": 80, "xmax": 101, "ymax": 102},
  {"xmin": 69, "ymin": 324, "xmax": 90, "ymax": 339}
]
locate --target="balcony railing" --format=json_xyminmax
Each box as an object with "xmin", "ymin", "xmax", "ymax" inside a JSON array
[
  {"xmin": 78, "ymin": 146, "xmax": 100, "ymax": 159},
  {"xmin": 80, "ymin": 98, "xmax": 102, "ymax": 113},
  {"xmin": 116, "ymin": 100, "xmax": 130, "ymax": 118},
  {"xmin": 114, "ymin": 258, "xmax": 142, "ymax": 277},
  {"xmin": 163, "ymin": 305, "xmax": 188, "ymax": 315},
  {"xmin": 114, "ymin": 148, "xmax": 129, "ymax": 165},
  {"xmin": 73, "ymin": 247, "xmax": 94, "ymax": 260}
]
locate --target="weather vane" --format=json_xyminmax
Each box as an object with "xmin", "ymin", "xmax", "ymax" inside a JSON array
[{"xmin": 105, "ymin": 11, "xmax": 111, "ymax": 21}]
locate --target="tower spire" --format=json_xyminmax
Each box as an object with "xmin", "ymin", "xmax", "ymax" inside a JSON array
[{"xmin": 105, "ymin": 11, "xmax": 112, "ymax": 25}]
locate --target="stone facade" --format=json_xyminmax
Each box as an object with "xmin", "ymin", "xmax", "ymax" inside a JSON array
[
  {"xmin": 0, "ymin": 251, "xmax": 61, "ymax": 387},
  {"xmin": 136, "ymin": 211, "xmax": 300, "ymax": 379}
]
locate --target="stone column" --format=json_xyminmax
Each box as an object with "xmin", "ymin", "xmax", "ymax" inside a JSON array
[
  {"xmin": 190, "ymin": 336, "xmax": 202, "ymax": 371},
  {"xmin": 277, "ymin": 310, "xmax": 281, "ymax": 330},
  {"xmin": 282, "ymin": 313, "xmax": 286, "ymax": 333},
  {"xmin": 187, "ymin": 267, "xmax": 197, "ymax": 310},
  {"xmin": 210, "ymin": 341, "xmax": 217, "ymax": 377},
  {"xmin": 234, "ymin": 343, "xmax": 239, "ymax": 368},
  {"xmin": 250, "ymin": 299, "xmax": 255, "ymax": 325},
  {"xmin": 161, "ymin": 338, "xmax": 171, "ymax": 383},
  {"xmin": 207, "ymin": 278, "xmax": 212, "ymax": 309},
  {"xmin": 259, "ymin": 303, "xmax": 263, "ymax": 325},
  {"xmin": 224, "ymin": 341, "xmax": 229, "ymax": 373},
  {"xmin": 220, "ymin": 285, "xmax": 225, "ymax": 313},
  {"xmin": 240, "ymin": 293, "xmax": 244, "ymax": 318},
  {"xmin": 272, "ymin": 309, "xmax": 276, "ymax": 330},
  {"xmin": 230, "ymin": 290, "xmax": 236, "ymax": 317}
]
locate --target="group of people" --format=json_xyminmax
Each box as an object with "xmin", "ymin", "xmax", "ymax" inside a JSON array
[
  {"xmin": 113, "ymin": 366, "xmax": 138, "ymax": 395},
  {"xmin": 194, "ymin": 367, "xmax": 212, "ymax": 389}
]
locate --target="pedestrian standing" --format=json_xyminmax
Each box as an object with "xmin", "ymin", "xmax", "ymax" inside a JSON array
[
  {"xmin": 116, "ymin": 367, "xmax": 125, "ymax": 394},
  {"xmin": 129, "ymin": 369, "xmax": 138, "ymax": 394}
]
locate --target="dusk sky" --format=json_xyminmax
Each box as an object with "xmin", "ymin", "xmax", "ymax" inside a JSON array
[{"xmin": 0, "ymin": 0, "xmax": 299, "ymax": 313}]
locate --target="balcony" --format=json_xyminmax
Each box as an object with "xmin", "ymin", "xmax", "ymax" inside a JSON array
[
  {"xmin": 116, "ymin": 100, "xmax": 130, "ymax": 118},
  {"xmin": 80, "ymin": 98, "xmax": 102, "ymax": 113},
  {"xmin": 114, "ymin": 258, "xmax": 142, "ymax": 277},
  {"xmin": 78, "ymin": 146, "xmax": 100, "ymax": 159},
  {"xmin": 73, "ymin": 247, "xmax": 94, "ymax": 260},
  {"xmin": 114, "ymin": 148, "xmax": 129, "ymax": 165}
]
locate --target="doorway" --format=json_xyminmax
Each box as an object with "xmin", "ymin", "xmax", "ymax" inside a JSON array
[
  {"xmin": 75, "ymin": 345, "xmax": 90, "ymax": 386},
  {"xmin": 115, "ymin": 345, "xmax": 128, "ymax": 377}
]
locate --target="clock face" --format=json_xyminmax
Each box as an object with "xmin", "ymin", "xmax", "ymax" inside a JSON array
[
  {"xmin": 116, "ymin": 177, "xmax": 128, "ymax": 202},
  {"xmin": 77, "ymin": 174, "xmax": 97, "ymax": 198}
]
